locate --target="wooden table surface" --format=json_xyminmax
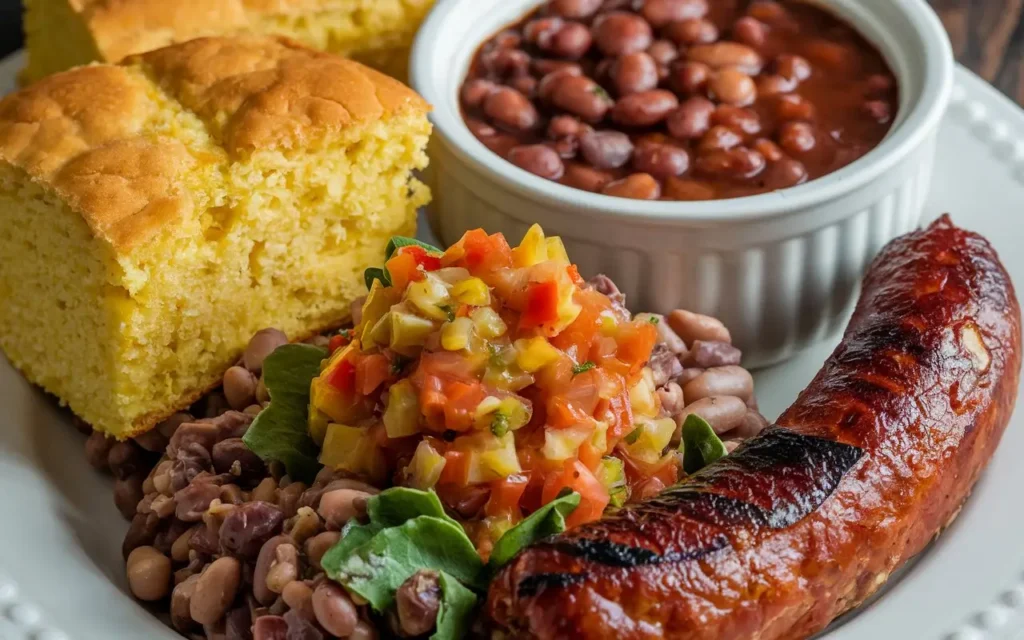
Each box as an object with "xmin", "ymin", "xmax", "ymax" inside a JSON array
[{"xmin": 0, "ymin": 1, "xmax": 1020, "ymax": 104}]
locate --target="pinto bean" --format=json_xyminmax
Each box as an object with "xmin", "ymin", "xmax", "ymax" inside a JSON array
[
  {"xmin": 666, "ymin": 18, "xmax": 718, "ymax": 45},
  {"xmin": 484, "ymin": 87, "xmax": 539, "ymax": 132},
  {"xmin": 674, "ymin": 396, "xmax": 747, "ymax": 435},
  {"xmin": 668, "ymin": 309, "xmax": 732, "ymax": 345},
  {"xmin": 524, "ymin": 17, "xmax": 565, "ymax": 48},
  {"xmin": 710, "ymin": 68, "xmax": 757, "ymax": 107},
  {"xmin": 776, "ymin": 93, "xmax": 816, "ymax": 121},
  {"xmin": 562, "ymin": 162, "xmax": 615, "ymax": 192},
  {"xmin": 684, "ymin": 340, "xmax": 743, "ymax": 367},
  {"xmin": 695, "ymin": 147, "xmax": 766, "ymax": 180},
  {"xmin": 667, "ymin": 96, "xmax": 715, "ymax": 139},
  {"xmin": 265, "ymin": 543, "xmax": 300, "ymax": 594},
  {"xmin": 752, "ymin": 137, "xmax": 785, "ymax": 162},
  {"xmin": 712, "ymin": 105, "xmax": 761, "ymax": 135},
  {"xmin": 127, "ymin": 546, "xmax": 172, "ymax": 601},
  {"xmin": 687, "ymin": 42, "xmax": 763, "ymax": 74},
  {"xmin": 550, "ymin": 75, "xmax": 612, "ymax": 122},
  {"xmin": 732, "ymin": 409, "xmax": 770, "ymax": 439},
  {"xmin": 549, "ymin": 0, "xmax": 602, "ymax": 18},
  {"xmin": 253, "ymin": 535, "xmax": 292, "ymax": 605},
  {"xmin": 612, "ymin": 90, "xmax": 679, "ymax": 127},
  {"xmin": 306, "ymin": 531, "xmax": 342, "ymax": 572},
  {"xmin": 699, "ymin": 125, "xmax": 743, "ymax": 153},
  {"xmin": 612, "ymin": 52, "xmax": 659, "ymax": 96},
  {"xmin": 244, "ymin": 329, "xmax": 288, "ymax": 375},
  {"xmin": 114, "ymin": 474, "xmax": 146, "ymax": 520},
  {"xmin": 508, "ymin": 145, "xmax": 566, "ymax": 180},
  {"xmin": 223, "ymin": 366, "xmax": 257, "ymax": 411},
  {"xmin": 632, "ymin": 142, "xmax": 690, "ymax": 179},
  {"xmin": 601, "ymin": 173, "xmax": 661, "ymax": 200},
  {"xmin": 671, "ymin": 61, "xmax": 711, "ymax": 95},
  {"xmin": 663, "ymin": 177, "xmax": 717, "ymax": 200},
  {"xmin": 657, "ymin": 382, "xmax": 686, "ymax": 418},
  {"xmin": 647, "ymin": 40, "xmax": 679, "ymax": 67},
  {"xmin": 191, "ymin": 556, "xmax": 242, "ymax": 625},
  {"xmin": 312, "ymin": 583, "xmax": 359, "ymax": 638},
  {"xmin": 282, "ymin": 581, "xmax": 315, "ymax": 619},
  {"xmin": 580, "ymin": 130, "xmax": 634, "ymax": 169},
  {"xmin": 758, "ymin": 74, "xmax": 796, "ymax": 97},
  {"xmin": 171, "ymin": 574, "xmax": 201, "ymax": 632},
  {"xmin": 778, "ymin": 121, "xmax": 816, "ymax": 154},
  {"xmin": 481, "ymin": 48, "xmax": 531, "ymax": 77},
  {"xmin": 763, "ymin": 155, "xmax": 808, "ymax": 188},
  {"xmin": 318, "ymin": 489, "xmax": 371, "ymax": 529},
  {"xmin": 593, "ymin": 12, "xmax": 654, "ymax": 56},
  {"xmin": 732, "ymin": 16, "xmax": 767, "ymax": 47},
  {"xmin": 550, "ymin": 22, "xmax": 593, "ymax": 59},
  {"xmin": 682, "ymin": 366, "xmax": 755, "ymax": 404},
  {"xmin": 642, "ymin": 0, "xmax": 708, "ymax": 27},
  {"xmin": 461, "ymin": 79, "xmax": 497, "ymax": 109}
]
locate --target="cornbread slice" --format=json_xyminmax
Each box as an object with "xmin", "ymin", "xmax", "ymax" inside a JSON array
[
  {"xmin": 22, "ymin": 0, "xmax": 437, "ymax": 84},
  {"xmin": 0, "ymin": 35, "xmax": 431, "ymax": 439}
]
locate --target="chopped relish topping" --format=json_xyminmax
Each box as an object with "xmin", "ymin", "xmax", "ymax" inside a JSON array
[{"xmin": 307, "ymin": 225, "xmax": 677, "ymax": 555}]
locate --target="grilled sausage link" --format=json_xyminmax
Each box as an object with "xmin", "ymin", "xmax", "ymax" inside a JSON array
[{"xmin": 486, "ymin": 216, "xmax": 1022, "ymax": 639}]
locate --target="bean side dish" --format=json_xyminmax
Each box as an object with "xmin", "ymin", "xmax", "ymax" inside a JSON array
[
  {"xmin": 89, "ymin": 226, "xmax": 767, "ymax": 639},
  {"xmin": 460, "ymin": 0, "xmax": 898, "ymax": 200}
]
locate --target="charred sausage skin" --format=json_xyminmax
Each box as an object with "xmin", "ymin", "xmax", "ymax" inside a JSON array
[{"xmin": 486, "ymin": 216, "xmax": 1022, "ymax": 639}]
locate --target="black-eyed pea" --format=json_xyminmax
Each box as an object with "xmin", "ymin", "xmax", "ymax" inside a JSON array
[
  {"xmin": 191, "ymin": 556, "xmax": 242, "ymax": 626},
  {"xmin": 668, "ymin": 309, "xmax": 732, "ymax": 345},
  {"xmin": 601, "ymin": 173, "xmax": 662, "ymax": 200},
  {"xmin": 682, "ymin": 365, "xmax": 755, "ymax": 405},
  {"xmin": 127, "ymin": 546, "xmax": 172, "ymax": 601},
  {"xmin": 674, "ymin": 396, "xmax": 747, "ymax": 435},
  {"xmin": 312, "ymin": 582, "xmax": 360, "ymax": 638}
]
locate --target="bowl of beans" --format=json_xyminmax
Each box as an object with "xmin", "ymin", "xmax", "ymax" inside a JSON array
[{"xmin": 411, "ymin": 0, "xmax": 954, "ymax": 367}]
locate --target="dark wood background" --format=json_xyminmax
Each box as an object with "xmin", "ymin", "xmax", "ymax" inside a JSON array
[{"xmin": 0, "ymin": 1, "xmax": 1021, "ymax": 103}]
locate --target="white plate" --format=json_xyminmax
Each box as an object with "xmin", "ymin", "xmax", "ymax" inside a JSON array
[{"xmin": 1, "ymin": 51, "xmax": 1023, "ymax": 640}]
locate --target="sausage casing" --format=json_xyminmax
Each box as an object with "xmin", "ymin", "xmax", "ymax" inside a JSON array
[{"xmin": 486, "ymin": 216, "xmax": 1022, "ymax": 639}]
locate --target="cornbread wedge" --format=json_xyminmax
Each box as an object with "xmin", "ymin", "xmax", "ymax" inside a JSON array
[
  {"xmin": 21, "ymin": 0, "xmax": 437, "ymax": 84},
  {"xmin": 0, "ymin": 35, "xmax": 431, "ymax": 439}
]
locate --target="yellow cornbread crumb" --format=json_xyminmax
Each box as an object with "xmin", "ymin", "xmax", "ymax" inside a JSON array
[
  {"xmin": 0, "ymin": 36, "xmax": 432, "ymax": 439},
  {"xmin": 21, "ymin": 0, "xmax": 437, "ymax": 84}
]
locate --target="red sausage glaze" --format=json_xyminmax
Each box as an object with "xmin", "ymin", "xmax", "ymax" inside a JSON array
[{"xmin": 486, "ymin": 216, "xmax": 1022, "ymax": 639}]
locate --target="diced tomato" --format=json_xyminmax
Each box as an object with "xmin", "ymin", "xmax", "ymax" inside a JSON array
[
  {"xmin": 439, "ymin": 450, "xmax": 471, "ymax": 486},
  {"xmin": 541, "ymin": 459, "xmax": 610, "ymax": 528},
  {"xmin": 578, "ymin": 439, "xmax": 603, "ymax": 470},
  {"xmin": 385, "ymin": 251, "xmax": 423, "ymax": 291},
  {"xmin": 401, "ymin": 245, "xmax": 442, "ymax": 272},
  {"xmin": 419, "ymin": 374, "xmax": 447, "ymax": 430},
  {"xmin": 550, "ymin": 288, "xmax": 607, "ymax": 360},
  {"xmin": 442, "ymin": 380, "xmax": 486, "ymax": 432},
  {"xmin": 566, "ymin": 264, "xmax": 584, "ymax": 285},
  {"xmin": 328, "ymin": 333, "xmax": 349, "ymax": 354},
  {"xmin": 616, "ymin": 320, "xmax": 658, "ymax": 375},
  {"xmin": 325, "ymin": 359, "xmax": 356, "ymax": 394},
  {"xmin": 597, "ymin": 381, "xmax": 634, "ymax": 443},
  {"xmin": 445, "ymin": 229, "xmax": 514, "ymax": 275},
  {"xmin": 520, "ymin": 280, "xmax": 560, "ymax": 330},
  {"xmin": 486, "ymin": 475, "xmax": 529, "ymax": 518},
  {"xmin": 355, "ymin": 353, "xmax": 389, "ymax": 395}
]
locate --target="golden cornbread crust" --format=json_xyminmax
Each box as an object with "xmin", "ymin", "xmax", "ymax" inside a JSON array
[
  {"xmin": 0, "ymin": 35, "xmax": 427, "ymax": 252},
  {"xmin": 0, "ymin": 35, "xmax": 432, "ymax": 438}
]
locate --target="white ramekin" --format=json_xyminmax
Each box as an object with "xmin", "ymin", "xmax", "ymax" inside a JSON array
[{"xmin": 411, "ymin": 0, "xmax": 954, "ymax": 368}]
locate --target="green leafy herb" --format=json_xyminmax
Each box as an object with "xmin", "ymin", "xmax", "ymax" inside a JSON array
[
  {"xmin": 364, "ymin": 267, "xmax": 392, "ymax": 291},
  {"xmin": 488, "ymin": 490, "xmax": 580, "ymax": 570},
  {"xmin": 490, "ymin": 412, "xmax": 510, "ymax": 438},
  {"xmin": 242, "ymin": 344, "xmax": 326, "ymax": 483},
  {"xmin": 321, "ymin": 488, "xmax": 486, "ymax": 640},
  {"xmin": 680, "ymin": 414, "xmax": 728, "ymax": 474},
  {"xmin": 624, "ymin": 426, "xmax": 643, "ymax": 445},
  {"xmin": 385, "ymin": 236, "xmax": 444, "ymax": 261},
  {"xmin": 649, "ymin": 316, "xmax": 660, "ymax": 324},
  {"xmin": 572, "ymin": 361, "xmax": 596, "ymax": 376},
  {"xmin": 437, "ymin": 304, "xmax": 456, "ymax": 322}
]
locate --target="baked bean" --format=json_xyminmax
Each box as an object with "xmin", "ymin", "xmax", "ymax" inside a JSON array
[
  {"xmin": 687, "ymin": 42, "xmax": 763, "ymax": 74},
  {"xmin": 657, "ymin": 382, "xmax": 686, "ymax": 418},
  {"xmin": 647, "ymin": 40, "xmax": 679, "ymax": 67},
  {"xmin": 592, "ymin": 12, "xmax": 653, "ymax": 56},
  {"xmin": 562, "ymin": 162, "xmax": 615, "ymax": 192},
  {"xmin": 804, "ymin": 38, "xmax": 853, "ymax": 70},
  {"xmin": 697, "ymin": 147, "xmax": 767, "ymax": 179},
  {"xmin": 611, "ymin": 52, "xmax": 659, "ymax": 96},
  {"xmin": 470, "ymin": 118, "xmax": 502, "ymax": 140},
  {"xmin": 243, "ymin": 328, "xmax": 288, "ymax": 375},
  {"xmin": 533, "ymin": 58, "xmax": 581, "ymax": 77},
  {"xmin": 776, "ymin": 53, "xmax": 812, "ymax": 82},
  {"xmin": 867, "ymin": 73, "xmax": 895, "ymax": 93},
  {"xmin": 580, "ymin": 130, "xmax": 634, "ymax": 169},
  {"xmin": 114, "ymin": 474, "xmax": 145, "ymax": 520},
  {"xmin": 127, "ymin": 546, "xmax": 172, "ymax": 601},
  {"xmin": 396, "ymin": 571, "xmax": 443, "ymax": 637},
  {"xmin": 191, "ymin": 556, "xmax": 242, "ymax": 625},
  {"xmin": 633, "ymin": 142, "xmax": 690, "ymax": 179},
  {"xmin": 863, "ymin": 100, "xmax": 892, "ymax": 123},
  {"xmin": 312, "ymin": 583, "xmax": 359, "ymax": 637},
  {"xmin": 668, "ymin": 309, "xmax": 732, "ymax": 345},
  {"xmin": 682, "ymin": 365, "xmax": 755, "ymax": 404},
  {"xmin": 552, "ymin": 137, "xmax": 578, "ymax": 159},
  {"xmin": 664, "ymin": 177, "xmax": 717, "ymax": 200},
  {"xmin": 757, "ymin": 74, "xmax": 796, "ymax": 97},
  {"xmin": 612, "ymin": 90, "xmax": 679, "ymax": 126},
  {"xmin": 481, "ymin": 48, "xmax": 531, "ymax": 77},
  {"xmin": 538, "ymin": 66, "xmax": 583, "ymax": 103},
  {"xmin": 508, "ymin": 145, "xmax": 566, "ymax": 179},
  {"xmin": 747, "ymin": 0, "xmax": 788, "ymax": 23},
  {"xmin": 666, "ymin": 18, "xmax": 718, "ymax": 45},
  {"xmin": 306, "ymin": 531, "xmax": 341, "ymax": 571},
  {"xmin": 763, "ymin": 156, "xmax": 808, "ymax": 188},
  {"xmin": 222, "ymin": 366, "xmax": 257, "ymax": 411},
  {"xmin": 712, "ymin": 105, "xmax": 761, "ymax": 135},
  {"xmin": 778, "ymin": 121, "xmax": 816, "ymax": 154},
  {"xmin": 710, "ymin": 68, "xmax": 757, "ymax": 107},
  {"xmin": 698, "ymin": 125, "xmax": 742, "ymax": 153},
  {"xmin": 549, "ymin": 0, "xmax": 602, "ymax": 18},
  {"xmin": 548, "ymin": 115, "xmax": 584, "ymax": 139},
  {"xmin": 461, "ymin": 79, "xmax": 497, "ymax": 109},
  {"xmin": 674, "ymin": 396, "xmax": 747, "ymax": 435},
  {"xmin": 318, "ymin": 488, "xmax": 371, "ymax": 529},
  {"xmin": 511, "ymin": 75, "xmax": 538, "ymax": 99},
  {"xmin": 732, "ymin": 17, "xmax": 767, "ymax": 48},
  {"xmin": 484, "ymin": 87, "xmax": 539, "ymax": 132},
  {"xmin": 550, "ymin": 75, "xmax": 612, "ymax": 122},
  {"xmin": 601, "ymin": 173, "xmax": 661, "ymax": 200},
  {"xmin": 776, "ymin": 93, "xmax": 816, "ymax": 121},
  {"xmin": 550, "ymin": 22, "xmax": 593, "ymax": 59},
  {"xmin": 642, "ymin": 0, "xmax": 708, "ymax": 27},
  {"xmin": 85, "ymin": 431, "xmax": 113, "ymax": 472},
  {"xmin": 491, "ymin": 29, "xmax": 523, "ymax": 50},
  {"xmin": 671, "ymin": 61, "xmax": 711, "ymax": 96},
  {"xmin": 667, "ymin": 96, "xmax": 715, "ymax": 139},
  {"xmin": 524, "ymin": 17, "xmax": 564, "ymax": 48}
]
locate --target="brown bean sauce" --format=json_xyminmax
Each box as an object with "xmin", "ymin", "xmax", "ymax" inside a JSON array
[{"xmin": 460, "ymin": 0, "xmax": 898, "ymax": 201}]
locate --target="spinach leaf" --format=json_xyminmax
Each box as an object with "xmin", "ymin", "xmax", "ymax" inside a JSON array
[
  {"xmin": 386, "ymin": 236, "xmax": 443, "ymax": 261},
  {"xmin": 366, "ymin": 487, "xmax": 456, "ymax": 528},
  {"xmin": 242, "ymin": 344, "xmax": 325, "ymax": 483},
  {"xmin": 364, "ymin": 266, "xmax": 392, "ymax": 290},
  {"xmin": 681, "ymin": 414, "xmax": 728, "ymax": 474},
  {"xmin": 434, "ymin": 573, "xmax": 478, "ymax": 640},
  {"xmin": 488, "ymin": 490, "xmax": 580, "ymax": 570}
]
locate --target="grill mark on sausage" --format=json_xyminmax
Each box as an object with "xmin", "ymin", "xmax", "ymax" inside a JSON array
[
  {"xmin": 517, "ymin": 572, "xmax": 588, "ymax": 598},
  {"xmin": 540, "ymin": 533, "xmax": 731, "ymax": 568}
]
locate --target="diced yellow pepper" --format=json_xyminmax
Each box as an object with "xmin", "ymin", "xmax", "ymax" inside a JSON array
[
  {"xmin": 407, "ymin": 440, "xmax": 447, "ymax": 490},
  {"xmin": 320, "ymin": 424, "xmax": 386, "ymax": 482},
  {"xmin": 515, "ymin": 337, "xmax": 561, "ymax": 373},
  {"xmin": 474, "ymin": 396, "xmax": 532, "ymax": 433},
  {"xmin": 542, "ymin": 424, "xmax": 594, "ymax": 461},
  {"xmin": 407, "ymin": 274, "xmax": 452, "ymax": 321},
  {"xmin": 622, "ymin": 417, "xmax": 677, "ymax": 464},
  {"xmin": 599, "ymin": 311, "xmax": 619, "ymax": 336},
  {"xmin": 629, "ymin": 368, "xmax": 659, "ymax": 418},
  {"xmin": 308, "ymin": 405, "xmax": 330, "ymax": 447},
  {"xmin": 467, "ymin": 433, "xmax": 522, "ymax": 483},
  {"xmin": 544, "ymin": 236, "xmax": 570, "ymax": 264},
  {"xmin": 474, "ymin": 396, "xmax": 503, "ymax": 422},
  {"xmin": 360, "ymin": 281, "xmax": 400, "ymax": 347},
  {"xmin": 512, "ymin": 224, "xmax": 548, "ymax": 268},
  {"xmin": 383, "ymin": 379, "xmax": 421, "ymax": 438},
  {"xmin": 310, "ymin": 344, "xmax": 368, "ymax": 424},
  {"xmin": 591, "ymin": 420, "xmax": 609, "ymax": 454},
  {"xmin": 389, "ymin": 311, "xmax": 435, "ymax": 353},
  {"xmin": 471, "ymin": 307, "xmax": 507, "ymax": 339},
  {"xmin": 441, "ymin": 317, "xmax": 474, "ymax": 351},
  {"xmin": 483, "ymin": 364, "xmax": 535, "ymax": 393},
  {"xmin": 451, "ymin": 277, "xmax": 491, "ymax": 307},
  {"xmin": 596, "ymin": 457, "xmax": 629, "ymax": 507}
]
